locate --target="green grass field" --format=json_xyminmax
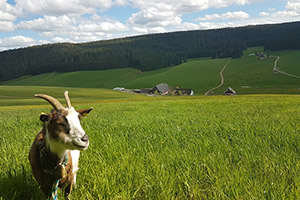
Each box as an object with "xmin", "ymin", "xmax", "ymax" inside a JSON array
[
  {"xmin": 2, "ymin": 48, "xmax": 300, "ymax": 95},
  {"xmin": 1, "ymin": 58, "xmax": 227, "ymax": 94},
  {"xmin": 1, "ymin": 47, "xmax": 300, "ymax": 199},
  {"xmin": 1, "ymin": 86, "xmax": 300, "ymax": 199},
  {"xmin": 216, "ymin": 49, "xmax": 300, "ymax": 94}
]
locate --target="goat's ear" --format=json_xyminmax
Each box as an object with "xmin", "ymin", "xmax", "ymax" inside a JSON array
[
  {"xmin": 77, "ymin": 107, "xmax": 93, "ymax": 117},
  {"xmin": 40, "ymin": 112, "xmax": 52, "ymax": 122}
]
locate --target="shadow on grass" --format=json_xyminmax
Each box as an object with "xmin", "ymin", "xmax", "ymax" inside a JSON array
[{"xmin": 0, "ymin": 164, "xmax": 45, "ymax": 200}]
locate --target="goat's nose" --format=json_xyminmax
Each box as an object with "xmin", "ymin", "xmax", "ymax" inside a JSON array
[{"xmin": 81, "ymin": 134, "xmax": 89, "ymax": 142}]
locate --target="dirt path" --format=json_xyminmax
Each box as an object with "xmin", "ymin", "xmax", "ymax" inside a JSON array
[
  {"xmin": 30, "ymin": 71, "xmax": 57, "ymax": 85},
  {"xmin": 272, "ymin": 56, "xmax": 300, "ymax": 79},
  {"xmin": 205, "ymin": 59, "xmax": 231, "ymax": 95}
]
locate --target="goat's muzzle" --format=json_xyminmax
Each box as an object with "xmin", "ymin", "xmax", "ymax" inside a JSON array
[{"xmin": 81, "ymin": 134, "xmax": 89, "ymax": 142}]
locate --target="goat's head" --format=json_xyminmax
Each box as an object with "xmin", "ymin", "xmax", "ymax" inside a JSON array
[{"xmin": 35, "ymin": 91, "xmax": 93, "ymax": 151}]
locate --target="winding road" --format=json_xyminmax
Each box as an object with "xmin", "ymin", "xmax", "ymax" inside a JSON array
[
  {"xmin": 30, "ymin": 71, "xmax": 57, "ymax": 85},
  {"xmin": 205, "ymin": 59, "xmax": 231, "ymax": 96},
  {"xmin": 272, "ymin": 56, "xmax": 300, "ymax": 79}
]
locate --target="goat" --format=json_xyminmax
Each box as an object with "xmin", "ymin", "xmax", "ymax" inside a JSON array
[{"xmin": 29, "ymin": 91, "xmax": 93, "ymax": 199}]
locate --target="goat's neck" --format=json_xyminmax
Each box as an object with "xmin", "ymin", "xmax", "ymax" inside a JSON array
[{"xmin": 45, "ymin": 130, "xmax": 68, "ymax": 160}]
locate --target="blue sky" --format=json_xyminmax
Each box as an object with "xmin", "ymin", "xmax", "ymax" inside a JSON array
[{"xmin": 0, "ymin": 0, "xmax": 300, "ymax": 51}]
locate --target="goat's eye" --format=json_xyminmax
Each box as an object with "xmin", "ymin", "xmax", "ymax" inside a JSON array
[{"xmin": 58, "ymin": 123, "xmax": 65, "ymax": 127}]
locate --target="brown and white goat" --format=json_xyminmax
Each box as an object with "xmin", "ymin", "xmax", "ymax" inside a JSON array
[{"xmin": 29, "ymin": 91, "xmax": 93, "ymax": 199}]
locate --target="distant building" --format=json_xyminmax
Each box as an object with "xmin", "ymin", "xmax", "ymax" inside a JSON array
[
  {"xmin": 113, "ymin": 87, "xmax": 125, "ymax": 91},
  {"xmin": 140, "ymin": 88, "xmax": 153, "ymax": 94},
  {"xmin": 223, "ymin": 87, "xmax": 236, "ymax": 95},
  {"xmin": 133, "ymin": 89, "xmax": 141, "ymax": 93},
  {"xmin": 256, "ymin": 52, "xmax": 269, "ymax": 60},
  {"xmin": 152, "ymin": 83, "xmax": 170, "ymax": 95},
  {"xmin": 177, "ymin": 89, "xmax": 194, "ymax": 96}
]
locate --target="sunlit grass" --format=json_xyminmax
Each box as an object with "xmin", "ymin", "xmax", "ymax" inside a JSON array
[{"xmin": 1, "ymin": 95, "xmax": 300, "ymax": 199}]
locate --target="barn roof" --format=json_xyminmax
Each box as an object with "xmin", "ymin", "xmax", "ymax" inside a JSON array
[
  {"xmin": 224, "ymin": 87, "xmax": 236, "ymax": 94},
  {"xmin": 155, "ymin": 83, "xmax": 169, "ymax": 93}
]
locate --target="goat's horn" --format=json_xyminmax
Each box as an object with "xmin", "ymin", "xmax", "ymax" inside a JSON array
[
  {"xmin": 64, "ymin": 91, "xmax": 71, "ymax": 108},
  {"xmin": 34, "ymin": 94, "xmax": 65, "ymax": 110}
]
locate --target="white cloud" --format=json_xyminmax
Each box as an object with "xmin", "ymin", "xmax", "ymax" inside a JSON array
[
  {"xmin": 127, "ymin": 7, "xmax": 181, "ymax": 27},
  {"xmin": 1, "ymin": 0, "xmax": 300, "ymax": 51},
  {"xmin": 198, "ymin": 21, "xmax": 237, "ymax": 29},
  {"xmin": 196, "ymin": 11, "xmax": 250, "ymax": 21},
  {"xmin": 0, "ymin": 10, "xmax": 16, "ymax": 21},
  {"xmin": 0, "ymin": 21, "xmax": 15, "ymax": 31},
  {"xmin": 259, "ymin": 12, "xmax": 270, "ymax": 16},
  {"xmin": 127, "ymin": 0, "xmax": 250, "ymax": 31},
  {"xmin": 208, "ymin": 0, "xmax": 249, "ymax": 8},
  {"xmin": 0, "ymin": 0, "xmax": 20, "ymax": 32},
  {"xmin": 286, "ymin": 0, "xmax": 300, "ymax": 12},
  {"xmin": 130, "ymin": 0, "xmax": 249, "ymax": 14},
  {"xmin": 15, "ymin": 14, "xmax": 129, "ymax": 44},
  {"xmin": 14, "ymin": 0, "xmax": 129, "ymax": 16},
  {"xmin": 0, "ymin": 35, "xmax": 36, "ymax": 51},
  {"xmin": 78, "ymin": 20, "xmax": 128, "ymax": 32},
  {"xmin": 268, "ymin": 8, "xmax": 276, "ymax": 12},
  {"xmin": 17, "ymin": 15, "xmax": 75, "ymax": 32},
  {"xmin": 272, "ymin": 10, "xmax": 299, "ymax": 18},
  {"xmin": 268, "ymin": 0, "xmax": 300, "ymax": 19},
  {"xmin": 15, "ymin": 0, "xmax": 95, "ymax": 16}
]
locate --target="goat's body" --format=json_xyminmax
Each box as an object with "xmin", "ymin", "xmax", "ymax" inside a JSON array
[
  {"xmin": 30, "ymin": 92, "xmax": 92, "ymax": 199},
  {"xmin": 29, "ymin": 129, "xmax": 75, "ymax": 197}
]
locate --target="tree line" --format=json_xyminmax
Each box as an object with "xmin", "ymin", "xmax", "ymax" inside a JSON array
[{"xmin": 1, "ymin": 21, "xmax": 300, "ymax": 82}]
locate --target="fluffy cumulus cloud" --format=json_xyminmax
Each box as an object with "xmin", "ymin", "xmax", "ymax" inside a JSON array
[
  {"xmin": 259, "ymin": 12, "xmax": 270, "ymax": 17},
  {"xmin": 196, "ymin": 11, "xmax": 250, "ymax": 21},
  {"xmin": 255, "ymin": 0, "xmax": 300, "ymax": 23},
  {"xmin": 0, "ymin": 21, "xmax": 15, "ymax": 32},
  {"xmin": 127, "ymin": 7, "xmax": 181, "ymax": 27},
  {"xmin": 286, "ymin": 0, "xmax": 300, "ymax": 11},
  {"xmin": 0, "ymin": 0, "xmax": 20, "ymax": 32},
  {"xmin": 14, "ymin": 0, "xmax": 128, "ymax": 16},
  {"xmin": 2, "ymin": 0, "xmax": 300, "ymax": 50},
  {"xmin": 17, "ymin": 15, "xmax": 75, "ymax": 32},
  {"xmin": 128, "ymin": 0, "xmax": 250, "ymax": 27},
  {"xmin": 16, "ymin": 14, "xmax": 128, "ymax": 43},
  {"xmin": 0, "ymin": 35, "xmax": 36, "ymax": 51}
]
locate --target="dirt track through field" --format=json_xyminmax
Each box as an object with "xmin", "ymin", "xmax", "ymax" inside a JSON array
[
  {"xmin": 272, "ymin": 56, "xmax": 300, "ymax": 79},
  {"xmin": 205, "ymin": 59, "xmax": 230, "ymax": 95},
  {"xmin": 30, "ymin": 71, "xmax": 57, "ymax": 85}
]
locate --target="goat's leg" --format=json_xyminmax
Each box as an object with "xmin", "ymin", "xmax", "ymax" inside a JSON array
[
  {"xmin": 64, "ymin": 183, "xmax": 72, "ymax": 200},
  {"xmin": 40, "ymin": 183, "xmax": 53, "ymax": 198}
]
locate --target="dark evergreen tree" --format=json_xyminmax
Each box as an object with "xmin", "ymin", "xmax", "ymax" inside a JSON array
[{"xmin": 0, "ymin": 21, "xmax": 300, "ymax": 82}]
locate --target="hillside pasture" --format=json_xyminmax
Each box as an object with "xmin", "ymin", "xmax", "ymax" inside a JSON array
[
  {"xmin": 2, "ymin": 48, "xmax": 300, "ymax": 95},
  {"xmin": 1, "ymin": 58, "xmax": 227, "ymax": 94},
  {"xmin": 2, "ymin": 68, "xmax": 141, "ymax": 89},
  {"xmin": 1, "ymin": 89, "xmax": 300, "ymax": 199},
  {"xmin": 0, "ymin": 86, "xmax": 143, "ymax": 107},
  {"xmin": 215, "ymin": 49, "xmax": 300, "ymax": 94}
]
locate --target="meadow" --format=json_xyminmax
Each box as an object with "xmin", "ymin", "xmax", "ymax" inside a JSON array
[
  {"xmin": 1, "ymin": 87, "xmax": 300, "ymax": 199},
  {"xmin": 2, "ymin": 48, "xmax": 300, "ymax": 95}
]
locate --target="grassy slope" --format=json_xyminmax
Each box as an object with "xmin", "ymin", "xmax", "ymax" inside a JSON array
[
  {"xmin": 1, "ymin": 95, "xmax": 300, "ymax": 199},
  {"xmin": 2, "ymin": 48, "xmax": 300, "ymax": 95},
  {"xmin": 215, "ymin": 49, "xmax": 300, "ymax": 94},
  {"xmin": 1, "ymin": 58, "xmax": 227, "ymax": 94},
  {"xmin": 0, "ymin": 86, "xmax": 145, "ymax": 107},
  {"xmin": 2, "ymin": 68, "xmax": 141, "ymax": 88},
  {"xmin": 123, "ymin": 58, "xmax": 228, "ymax": 94}
]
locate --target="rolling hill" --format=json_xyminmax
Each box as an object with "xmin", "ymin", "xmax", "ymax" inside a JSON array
[
  {"xmin": 1, "ymin": 21, "xmax": 300, "ymax": 82},
  {"xmin": 2, "ymin": 48, "xmax": 300, "ymax": 95}
]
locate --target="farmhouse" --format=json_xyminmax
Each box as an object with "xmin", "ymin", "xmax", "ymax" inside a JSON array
[
  {"xmin": 223, "ymin": 87, "xmax": 236, "ymax": 95},
  {"xmin": 256, "ymin": 52, "xmax": 269, "ymax": 60},
  {"xmin": 113, "ymin": 87, "xmax": 125, "ymax": 91},
  {"xmin": 152, "ymin": 83, "xmax": 170, "ymax": 95},
  {"xmin": 177, "ymin": 89, "xmax": 194, "ymax": 96}
]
